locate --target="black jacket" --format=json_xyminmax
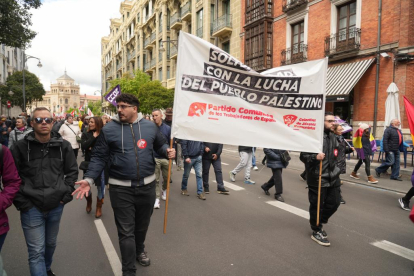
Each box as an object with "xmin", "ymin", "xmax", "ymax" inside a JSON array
[
  {"xmin": 383, "ymin": 126, "xmax": 403, "ymax": 152},
  {"xmin": 81, "ymin": 131, "xmax": 108, "ymax": 186},
  {"xmin": 238, "ymin": 146, "xmax": 253, "ymax": 153},
  {"xmin": 181, "ymin": 140, "xmax": 204, "ymax": 158},
  {"xmin": 264, "ymin": 148, "xmax": 287, "ymax": 169},
  {"xmin": 51, "ymin": 121, "xmax": 64, "ymax": 133},
  {"xmin": 336, "ymin": 136, "xmax": 353, "ymax": 174},
  {"xmin": 11, "ymin": 131, "xmax": 78, "ymax": 212},
  {"xmin": 300, "ymin": 130, "xmax": 341, "ymax": 188},
  {"xmin": 203, "ymin": 143, "xmax": 223, "ymax": 160}
]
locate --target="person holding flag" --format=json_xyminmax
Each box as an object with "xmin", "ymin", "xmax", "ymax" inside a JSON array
[{"xmin": 350, "ymin": 123, "xmax": 378, "ymax": 184}]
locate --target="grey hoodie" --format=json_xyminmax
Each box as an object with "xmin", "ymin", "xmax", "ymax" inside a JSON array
[
  {"xmin": 8, "ymin": 127, "xmax": 32, "ymax": 149},
  {"xmin": 84, "ymin": 113, "xmax": 169, "ymax": 187}
]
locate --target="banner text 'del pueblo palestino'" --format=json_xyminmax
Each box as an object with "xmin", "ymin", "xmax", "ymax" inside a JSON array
[{"xmin": 171, "ymin": 32, "xmax": 328, "ymax": 153}]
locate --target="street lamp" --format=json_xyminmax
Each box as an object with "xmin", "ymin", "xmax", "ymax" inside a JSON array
[
  {"xmin": 159, "ymin": 40, "xmax": 178, "ymax": 53},
  {"xmin": 22, "ymin": 52, "xmax": 42, "ymax": 113}
]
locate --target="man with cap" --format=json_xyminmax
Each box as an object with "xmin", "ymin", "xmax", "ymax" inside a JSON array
[{"xmin": 163, "ymin": 107, "xmax": 173, "ymax": 128}]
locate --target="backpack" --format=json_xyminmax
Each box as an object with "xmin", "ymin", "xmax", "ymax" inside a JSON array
[{"xmin": 52, "ymin": 121, "xmax": 64, "ymax": 133}]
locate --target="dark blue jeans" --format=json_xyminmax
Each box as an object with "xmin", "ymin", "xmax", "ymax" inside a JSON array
[
  {"xmin": 376, "ymin": 151, "xmax": 400, "ymax": 179},
  {"xmin": 202, "ymin": 157, "xmax": 224, "ymax": 190},
  {"xmin": 181, "ymin": 156, "xmax": 203, "ymax": 194},
  {"xmin": 109, "ymin": 182, "xmax": 156, "ymax": 276},
  {"xmin": 0, "ymin": 232, "xmax": 7, "ymax": 253},
  {"xmin": 20, "ymin": 204, "xmax": 64, "ymax": 276}
]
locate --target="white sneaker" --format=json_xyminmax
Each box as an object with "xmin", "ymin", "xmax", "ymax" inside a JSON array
[
  {"xmin": 252, "ymin": 166, "xmax": 259, "ymax": 171},
  {"xmin": 154, "ymin": 199, "xmax": 160, "ymax": 209},
  {"xmin": 162, "ymin": 190, "xmax": 167, "ymax": 201}
]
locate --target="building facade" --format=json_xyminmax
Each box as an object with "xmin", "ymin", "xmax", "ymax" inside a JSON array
[
  {"xmin": 241, "ymin": 0, "xmax": 414, "ymax": 138},
  {"xmin": 37, "ymin": 71, "xmax": 81, "ymax": 114},
  {"xmin": 101, "ymin": 0, "xmax": 242, "ymax": 93}
]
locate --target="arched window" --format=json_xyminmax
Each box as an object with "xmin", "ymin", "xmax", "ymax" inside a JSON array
[{"xmin": 65, "ymin": 99, "xmax": 68, "ymax": 104}]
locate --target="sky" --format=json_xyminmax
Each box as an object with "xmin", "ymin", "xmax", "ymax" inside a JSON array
[{"xmin": 28, "ymin": 0, "xmax": 124, "ymax": 95}]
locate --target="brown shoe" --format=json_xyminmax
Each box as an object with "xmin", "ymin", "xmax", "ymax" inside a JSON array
[
  {"xmin": 86, "ymin": 194, "xmax": 93, "ymax": 214},
  {"xmin": 350, "ymin": 172, "xmax": 360, "ymax": 179},
  {"xmin": 367, "ymin": 175, "xmax": 378, "ymax": 184},
  {"xmin": 95, "ymin": 197, "xmax": 104, "ymax": 218}
]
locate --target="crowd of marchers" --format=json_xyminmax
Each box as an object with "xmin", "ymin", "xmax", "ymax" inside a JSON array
[{"xmin": 0, "ymin": 94, "xmax": 413, "ymax": 275}]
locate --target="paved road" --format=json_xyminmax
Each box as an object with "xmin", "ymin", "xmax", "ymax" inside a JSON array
[{"xmin": 3, "ymin": 147, "xmax": 414, "ymax": 275}]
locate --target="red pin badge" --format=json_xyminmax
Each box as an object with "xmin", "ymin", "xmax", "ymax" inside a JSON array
[{"xmin": 137, "ymin": 139, "xmax": 147, "ymax": 149}]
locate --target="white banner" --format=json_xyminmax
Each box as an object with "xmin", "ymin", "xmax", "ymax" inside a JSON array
[{"xmin": 172, "ymin": 32, "xmax": 327, "ymax": 153}]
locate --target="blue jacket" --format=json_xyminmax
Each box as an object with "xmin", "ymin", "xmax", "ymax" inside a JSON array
[
  {"xmin": 84, "ymin": 114, "xmax": 169, "ymax": 185},
  {"xmin": 181, "ymin": 140, "xmax": 204, "ymax": 159},
  {"xmin": 264, "ymin": 148, "xmax": 287, "ymax": 169},
  {"xmin": 154, "ymin": 122, "xmax": 171, "ymax": 159}
]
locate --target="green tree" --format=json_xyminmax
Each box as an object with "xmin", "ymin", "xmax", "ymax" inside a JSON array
[
  {"xmin": 138, "ymin": 81, "xmax": 174, "ymax": 114},
  {"xmin": 0, "ymin": 0, "xmax": 42, "ymax": 48},
  {"xmin": 0, "ymin": 70, "xmax": 45, "ymax": 111},
  {"xmin": 107, "ymin": 70, "xmax": 151, "ymax": 98},
  {"xmin": 85, "ymin": 101, "xmax": 103, "ymax": 117}
]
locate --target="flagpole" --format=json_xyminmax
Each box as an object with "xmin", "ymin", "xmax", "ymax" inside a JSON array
[
  {"xmin": 316, "ymin": 160, "xmax": 323, "ymax": 226},
  {"xmin": 163, "ymin": 138, "xmax": 174, "ymax": 234}
]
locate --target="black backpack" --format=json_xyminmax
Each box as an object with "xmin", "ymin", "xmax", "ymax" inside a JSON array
[{"xmin": 52, "ymin": 121, "xmax": 64, "ymax": 133}]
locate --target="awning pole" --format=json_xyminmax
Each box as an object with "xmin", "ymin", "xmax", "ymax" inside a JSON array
[{"xmin": 373, "ymin": 0, "xmax": 382, "ymax": 138}]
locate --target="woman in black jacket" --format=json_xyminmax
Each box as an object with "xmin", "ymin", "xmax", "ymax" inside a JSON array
[
  {"xmin": 81, "ymin": 116, "xmax": 107, "ymax": 218},
  {"xmin": 261, "ymin": 148, "xmax": 288, "ymax": 202},
  {"xmin": 333, "ymin": 124, "xmax": 354, "ymax": 204}
]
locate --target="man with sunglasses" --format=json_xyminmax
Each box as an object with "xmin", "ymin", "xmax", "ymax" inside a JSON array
[
  {"xmin": 11, "ymin": 107, "xmax": 78, "ymax": 276},
  {"xmin": 300, "ymin": 112, "xmax": 341, "ymax": 247},
  {"xmin": 73, "ymin": 94, "xmax": 175, "ymax": 276}
]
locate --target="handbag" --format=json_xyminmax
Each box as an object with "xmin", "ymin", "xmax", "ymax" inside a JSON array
[
  {"xmin": 280, "ymin": 150, "xmax": 291, "ymax": 166},
  {"xmin": 67, "ymin": 125, "xmax": 81, "ymax": 143},
  {"xmin": 79, "ymin": 161, "xmax": 90, "ymax": 171}
]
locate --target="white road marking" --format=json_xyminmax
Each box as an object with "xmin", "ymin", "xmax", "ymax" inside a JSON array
[
  {"xmin": 221, "ymin": 162, "xmax": 229, "ymax": 165},
  {"xmin": 371, "ymin": 240, "xmax": 414, "ymax": 261},
  {"xmin": 266, "ymin": 201, "xmax": 310, "ymax": 219},
  {"xmin": 214, "ymin": 180, "xmax": 245, "ymax": 191},
  {"xmin": 95, "ymin": 219, "xmax": 122, "ymax": 276}
]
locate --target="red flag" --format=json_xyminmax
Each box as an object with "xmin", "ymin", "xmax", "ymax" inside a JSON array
[
  {"xmin": 403, "ymin": 96, "xmax": 414, "ymax": 141},
  {"xmin": 71, "ymin": 110, "xmax": 75, "ymax": 117}
]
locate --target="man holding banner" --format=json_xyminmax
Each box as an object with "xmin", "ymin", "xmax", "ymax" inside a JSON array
[{"xmin": 300, "ymin": 112, "xmax": 341, "ymax": 247}]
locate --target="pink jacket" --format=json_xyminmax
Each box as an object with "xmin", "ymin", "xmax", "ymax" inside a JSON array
[{"xmin": 0, "ymin": 145, "xmax": 21, "ymax": 235}]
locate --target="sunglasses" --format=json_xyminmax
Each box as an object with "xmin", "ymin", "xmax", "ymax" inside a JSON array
[{"xmin": 34, "ymin": 117, "xmax": 53, "ymax": 124}]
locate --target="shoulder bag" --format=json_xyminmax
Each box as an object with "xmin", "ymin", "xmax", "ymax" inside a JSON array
[
  {"xmin": 280, "ymin": 150, "xmax": 291, "ymax": 166},
  {"xmin": 67, "ymin": 125, "xmax": 82, "ymax": 143}
]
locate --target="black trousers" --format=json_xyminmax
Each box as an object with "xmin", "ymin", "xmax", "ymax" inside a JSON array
[
  {"xmin": 109, "ymin": 181, "xmax": 156, "ymax": 276},
  {"xmin": 202, "ymin": 157, "xmax": 224, "ymax": 190},
  {"xmin": 262, "ymin": 168, "xmax": 283, "ymax": 195},
  {"xmin": 73, "ymin": 148, "xmax": 79, "ymax": 158},
  {"xmin": 353, "ymin": 156, "xmax": 371, "ymax": 176},
  {"xmin": 308, "ymin": 183, "xmax": 341, "ymax": 232}
]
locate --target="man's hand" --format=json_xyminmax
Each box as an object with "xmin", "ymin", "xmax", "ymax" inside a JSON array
[
  {"xmin": 205, "ymin": 147, "xmax": 210, "ymax": 152},
  {"xmin": 351, "ymin": 147, "xmax": 355, "ymax": 151},
  {"xmin": 185, "ymin": 158, "xmax": 191, "ymax": 163},
  {"xmin": 72, "ymin": 180, "xmax": 91, "ymax": 199},
  {"xmin": 212, "ymin": 154, "xmax": 217, "ymax": 160},
  {"xmin": 316, "ymin": 153, "xmax": 325, "ymax": 160},
  {"xmin": 167, "ymin": 148, "xmax": 176, "ymax": 159}
]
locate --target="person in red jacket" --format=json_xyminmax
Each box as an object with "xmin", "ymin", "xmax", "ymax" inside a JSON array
[{"xmin": 0, "ymin": 145, "xmax": 21, "ymax": 252}]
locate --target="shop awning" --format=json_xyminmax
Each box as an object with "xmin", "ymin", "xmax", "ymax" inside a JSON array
[{"xmin": 326, "ymin": 58, "xmax": 375, "ymax": 101}]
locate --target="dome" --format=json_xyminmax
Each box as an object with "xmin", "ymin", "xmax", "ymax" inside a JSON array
[{"xmin": 57, "ymin": 70, "xmax": 74, "ymax": 81}]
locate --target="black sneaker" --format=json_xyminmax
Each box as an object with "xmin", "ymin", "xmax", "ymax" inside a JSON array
[
  {"xmin": 47, "ymin": 270, "xmax": 56, "ymax": 276},
  {"xmin": 261, "ymin": 184, "xmax": 270, "ymax": 196},
  {"xmin": 320, "ymin": 229, "xmax": 328, "ymax": 238},
  {"xmin": 375, "ymin": 169, "xmax": 381, "ymax": 178},
  {"xmin": 391, "ymin": 177, "xmax": 403, "ymax": 181},
  {"xmin": 137, "ymin": 252, "xmax": 151, "ymax": 266},
  {"xmin": 217, "ymin": 188, "xmax": 230, "ymax": 195},
  {"xmin": 311, "ymin": 231, "xmax": 330, "ymax": 246},
  {"xmin": 204, "ymin": 187, "xmax": 210, "ymax": 194},
  {"xmin": 340, "ymin": 196, "xmax": 346, "ymax": 204},
  {"xmin": 398, "ymin": 198, "xmax": 410, "ymax": 211}
]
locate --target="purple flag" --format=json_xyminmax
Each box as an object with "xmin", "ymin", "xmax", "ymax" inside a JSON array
[
  {"xmin": 334, "ymin": 116, "xmax": 352, "ymax": 133},
  {"xmin": 105, "ymin": 85, "xmax": 122, "ymax": 106}
]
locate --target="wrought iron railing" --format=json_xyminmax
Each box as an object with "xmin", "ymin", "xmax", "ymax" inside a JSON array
[
  {"xmin": 150, "ymin": 59, "xmax": 156, "ymax": 68},
  {"xmin": 127, "ymin": 51, "xmax": 136, "ymax": 61},
  {"xmin": 150, "ymin": 32, "xmax": 156, "ymax": 43},
  {"xmin": 170, "ymin": 13, "xmax": 181, "ymax": 26},
  {"xmin": 325, "ymin": 28, "xmax": 361, "ymax": 56},
  {"xmin": 196, "ymin": 26, "xmax": 203, "ymax": 38},
  {"xmin": 144, "ymin": 62, "xmax": 149, "ymax": 71},
  {"xmin": 144, "ymin": 37, "xmax": 151, "ymax": 47},
  {"xmin": 116, "ymin": 62, "xmax": 123, "ymax": 70},
  {"xmin": 282, "ymin": 0, "xmax": 307, "ymax": 12},
  {"xmin": 281, "ymin": 44, "xmax": 307, "ymax": 65},
  {"xmin": 212, "ymin": 14, "xmax": 232, "ymax": 34},
  {"xmin": 181, "ymin": 1, "xmax": 191, "ymax": 17}
]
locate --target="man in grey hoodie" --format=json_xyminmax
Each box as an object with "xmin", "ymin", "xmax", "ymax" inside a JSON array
[{"xmin": 73, "ymin": 94, "xmax": 175, "ymax": 276}]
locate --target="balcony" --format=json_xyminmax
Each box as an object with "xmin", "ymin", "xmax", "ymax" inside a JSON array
[
  {"xmin": 170, "ymin": 13, "xmax": 182, "ymax": 30},
  {"xmin": 281, "ymin": 44, "xmax": 307, "ymax": 66},
  {"xmin": 127, "ymin": 51, "xmax": 136, "ymax": 62},
  {"xmin": 170, "ymin": 45, "xmax": 178, "ymax": 59},
  {"xmin": 181, "ymin": 1, "xmax": 192, "ymax": 21},
  {"xmin": 150, "ymin": 58, "xmax": 156, "ymax": 69},
  {"xmin": 325, "ymin": 28, "xmax": 361, "ymax": 57},
  {"xmin": 212, "ymin": 14, "xmax": 232, "ymax": 38},
  {"xmin": 282, "ymin": 0, "xmax": 308, "ymax": 13},
  {"xmin": 196, "ymin": 26, "xmax": 203, "ymax": 38},
  {"xmin": 116, "ymin": 62, "xmax": 123, "ymax": 71},
  {"xmin": 144, "ymin": 37, "xmax": 153, "ymax": 50},
  {"xmin": 150, "ymin": 32, "xmax": 156, "ymax": 44},
  {"xmin": 144, "ymin": 62, "xmax": 149, "ymax": 71}
]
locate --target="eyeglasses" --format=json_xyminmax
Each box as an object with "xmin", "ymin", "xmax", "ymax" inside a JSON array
[
  {"xmin": 117, "ymin": 104, "xmax": 134, "ymax": 110},
  {"xmin": 34, "ymin": 117, "xmax": 53, "ymax": 124},
  {"xmin": 325, "ymin": 120, "xmax": 335, "ymax": 123}
]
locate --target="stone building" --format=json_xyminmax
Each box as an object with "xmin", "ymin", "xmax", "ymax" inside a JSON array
[
  {"xmin": 101, "ymin": 0, "xmax": 242, "ymax": 92},
  {"xmin": 241, "ymin": 0, "xmax": 414, "ymax": 138}
]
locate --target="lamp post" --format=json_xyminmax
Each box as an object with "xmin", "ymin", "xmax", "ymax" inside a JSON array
[
  {"xmin": 159, "ymin": 40, "xmax": 178, "ymax": 53},
  {"xmin": 22, "ymin": 52, "xmax": 42, "ymax": 113},
  {"xmin": 8, "ymin": 90, "xmax": 13, "ymax": 117}
]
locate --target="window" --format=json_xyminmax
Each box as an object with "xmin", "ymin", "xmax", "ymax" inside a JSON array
[
  {"xmin": 159, "ymin": 68, "xmax": 163, "ymax": 81},
  {"xmin": 223, "ymin": 0, "xmax": 230, "ymax": 15},
  {"xmin": 222, "ymin": 41, "xmax": 230, "ymax": 53},
  {"xmin": 245, "ymin": 21, "xmax": 273, "ymax": 71},
  {"xmin": 338, "ymin": 1, "xmax": 356, "ymax": 41},
  {"xmin": 159, "ymin": 13, "xmax": 163, "ymax": 31},
  {"xmin": 167, "ymin": 66, "xmax": 170, "ymax": 79},
  {"xmin": 291, "ymin": 21, "xmax": 304, "ymax": 54},
  {"xmin": 197, "ymin": 9, "xmax": 203, "ymax": 29},
  {"xmin": 127, "ymin": 12, "xmax": 130, "ymax": 18},
  {"xmin": 137, "ymin": 12, "xmax": 141, "ymax": 23}
]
